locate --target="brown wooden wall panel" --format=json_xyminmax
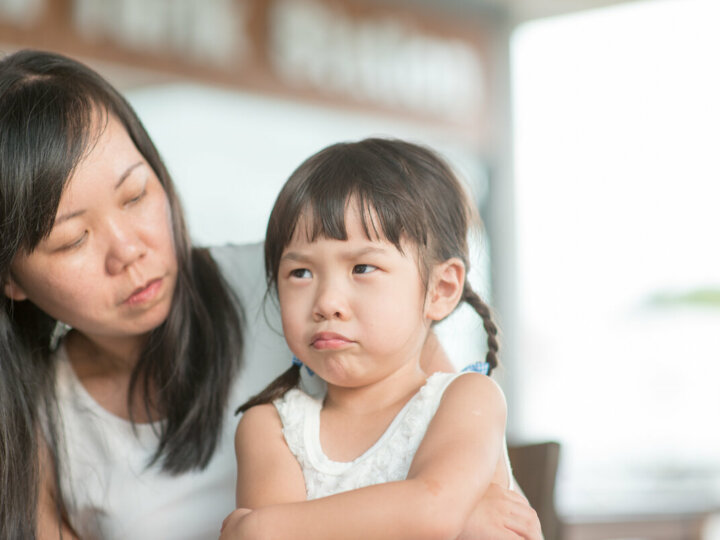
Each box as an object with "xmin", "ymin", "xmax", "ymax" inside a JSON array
[{"xmin": 0, "ymin": 0, "xmax": 494, "ymax": 143}]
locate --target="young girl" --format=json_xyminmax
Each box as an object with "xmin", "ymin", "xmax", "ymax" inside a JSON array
[{"xmin": 221, "ymin": 138, "xmax": 516, "ymax": 540}]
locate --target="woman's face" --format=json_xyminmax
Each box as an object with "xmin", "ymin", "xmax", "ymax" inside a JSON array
[{"xmin": 4, "ymin": 115, "xmax": 178, "ymax": 344}]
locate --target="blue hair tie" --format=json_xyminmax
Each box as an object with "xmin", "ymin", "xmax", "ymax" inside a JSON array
[
  {"xmin": 461, "ymin": 361, "xmax": 490, "ymax": 375},
  {"xmin": 292, "ymin": 355, "xmax": 315, "ymax": 377}
]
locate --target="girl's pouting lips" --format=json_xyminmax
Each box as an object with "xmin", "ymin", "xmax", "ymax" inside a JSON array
[{"xmin": 311, "ymin": 332, "xmax": 355, "ymax": 350}]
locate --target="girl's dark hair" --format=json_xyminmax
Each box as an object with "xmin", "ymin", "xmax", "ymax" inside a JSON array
[
  {"xmin": 0, "ymin": 50, "xmax": 243, "ymax": 538},
  {"xmin": 237, "ymin": 138, "xmax": 498, "ymax": 414}
]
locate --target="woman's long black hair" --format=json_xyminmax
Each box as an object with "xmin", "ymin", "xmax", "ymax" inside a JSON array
[
  {"xmin": 0, "ymin": 50, "xmax": 243, "ymax": 538},
  {"xmin": 237, "ymin": 138, "xmax": 498, "ymax": 414}
]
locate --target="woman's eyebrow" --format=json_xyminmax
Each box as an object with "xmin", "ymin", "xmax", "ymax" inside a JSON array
[
  {"xmin": 114, "ymin": 161, "xmax": 144, "ymax": 190},
  {"xmin": 54, "ymin": 209, "xmax": 84, "ymax": 226}
]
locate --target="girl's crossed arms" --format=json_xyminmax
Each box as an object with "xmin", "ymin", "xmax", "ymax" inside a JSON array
[{"xmin": 229, "ymin": 372, "xmax": 509, "ymax": 540}]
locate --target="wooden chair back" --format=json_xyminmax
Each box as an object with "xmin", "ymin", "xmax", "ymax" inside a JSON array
[{"xmin": 508, "ymin": 441, "xmax": 562, "ymax": 540}]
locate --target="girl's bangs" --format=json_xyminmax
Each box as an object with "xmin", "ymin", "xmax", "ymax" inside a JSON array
[{"xmin": 292, "ymin": 192, "xmax": 387, "ymax": 246}]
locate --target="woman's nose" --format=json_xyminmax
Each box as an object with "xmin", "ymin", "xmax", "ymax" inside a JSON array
[
  {"xmin": 104, "ymin": 216, "xmax": 146, "ymax": 275},
  {"xmin": 312, "ymin": 280, "xmax": 350, "ymax": 322}
]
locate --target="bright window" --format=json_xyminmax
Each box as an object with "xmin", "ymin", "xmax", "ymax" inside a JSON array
[{"xmin": 512, "ymin": 0, "xmax": 720, "ymax": 516}]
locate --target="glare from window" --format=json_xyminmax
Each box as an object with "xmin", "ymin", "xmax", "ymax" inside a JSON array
[{"xmin": 512, "ymin": 0, "xmax": 720, "ymax": 516}]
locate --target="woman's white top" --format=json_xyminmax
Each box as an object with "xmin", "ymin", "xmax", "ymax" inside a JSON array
[
  {"xmin": 54, "ymin": 243, "xmax": 296, "ymax": 540},
  {"xmin": 274, "ymin": 372, "xmax": 513, "ymax": 499}
]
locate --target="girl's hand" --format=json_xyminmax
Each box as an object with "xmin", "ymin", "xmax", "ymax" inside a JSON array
[
  {"xmin": 219, "ymin": 508, "xmax": 253, "ymax": 539},
  {"xmin": 458, "ymin": 483, "xmax": 543, "ymax": 540}
]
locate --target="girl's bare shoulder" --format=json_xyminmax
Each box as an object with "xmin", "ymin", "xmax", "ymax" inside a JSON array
[
  {"xmin": 234, "ymin": 403, "xmax": 282, "ymax": 448},
  {"xmin": 440, "ymin": 372, "xmax": 507, "ymax": 417}
]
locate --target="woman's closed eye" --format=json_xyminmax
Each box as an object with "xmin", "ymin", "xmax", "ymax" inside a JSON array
[
  {"xmin": 57, "ymin": 231, "xmax": 88, "ymax": 252},
  {"xmin": 125, "ymin": 188, "xmax": 147, "ymax": 206},
  {"xmin": 353, "ymin": 264, "xmax": 377, "ymax": 274}
]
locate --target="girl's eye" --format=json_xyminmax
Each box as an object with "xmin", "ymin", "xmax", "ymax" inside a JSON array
[
  {"xmin": 58, "ymin": 232, "xmax": 88, "ymax": 252},
  {"xmin": 290, "ymin": 268, "xmax": 312, "ymax": 279},
  {"xmin": 353, "ymin": 264, "xmax": 377, "ymax": 274}
]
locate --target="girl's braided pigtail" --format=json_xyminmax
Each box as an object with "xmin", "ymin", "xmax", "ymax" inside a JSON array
[{"xmin": 462, "ymin": 282, "xmax": 499, "ymax": 374}]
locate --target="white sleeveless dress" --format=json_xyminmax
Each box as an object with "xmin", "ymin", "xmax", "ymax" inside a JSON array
[{"xmin": 274, "ymin": 371, "xmax": 513, "ymax": 499}]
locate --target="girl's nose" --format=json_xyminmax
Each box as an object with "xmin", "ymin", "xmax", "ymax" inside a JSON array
[
  {"xmin": 104, "ymin": 217, "xmax": 146, "ymax": 275},
  {"xmin": 312, "ymin": 281, "xmax": 350, "ymax": 322}
]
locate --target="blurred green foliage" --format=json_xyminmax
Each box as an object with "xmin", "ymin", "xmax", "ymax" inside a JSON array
[{"xmin": 648, "ymin": 288, "xmax": 720, "ymax": 308}]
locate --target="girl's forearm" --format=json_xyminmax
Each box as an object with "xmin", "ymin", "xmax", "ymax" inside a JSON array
[{"xmin": 236, "ymin": 478, "xmax": 475, "ymax": 540}]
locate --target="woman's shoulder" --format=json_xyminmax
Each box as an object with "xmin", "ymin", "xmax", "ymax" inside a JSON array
[
  {"xmin": 208, "ymin": 242, "xmax": 264, "ymax": 280},
  {"xmin": 209, "ymin": 241, "xmax": 264, "ymax": 264},
  {"xmin": 207, "ymin": 242, "xmax": 267, "ymax": 306}
]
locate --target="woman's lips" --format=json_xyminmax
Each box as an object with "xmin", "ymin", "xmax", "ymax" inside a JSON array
[
  {"xmin": 124, "ymin": 278, "xmax": 163, "ymax": 306},
  {"xmin": 311, "ymin": 332, "xmax": 353, "ymax": 350}
]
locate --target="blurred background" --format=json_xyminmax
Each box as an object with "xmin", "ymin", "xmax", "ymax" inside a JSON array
[{"xmin": 2, "ymin": 0, "xmax": 719, "ymax": 538}]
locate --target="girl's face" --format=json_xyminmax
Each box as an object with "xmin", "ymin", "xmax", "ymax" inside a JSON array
[
  {"xmin": 4, "ymin": 115, "xmax": 178, "ymax": 347},
  {"xmin": 277, "ymin": 203, "xmax": 433, "ymax": 389}
]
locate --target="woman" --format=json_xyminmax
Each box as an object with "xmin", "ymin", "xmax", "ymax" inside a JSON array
[{"xmin": 0, "ymin": 49, "xmax": 541, "ymax": 539}]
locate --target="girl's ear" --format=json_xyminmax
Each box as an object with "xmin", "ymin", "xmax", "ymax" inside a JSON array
[
  {"xmin": 3, "ymin": 276, "xmax": 28, "ymax": 301},
  {"xmin": 425, "ymin": 258, "xmax": 465, "ymax": 321}
]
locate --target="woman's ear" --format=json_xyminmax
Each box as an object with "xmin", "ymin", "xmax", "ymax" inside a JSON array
[
  {"xmin": 425, "ymin": 258, "xmax": 465, "ymax": 321},
  {"xmin": 3, "ymin": 275, "xmax": 28, "ymax": 301}
]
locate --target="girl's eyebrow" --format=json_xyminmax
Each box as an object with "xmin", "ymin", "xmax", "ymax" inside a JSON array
[
  {"xmin": 343, "ymin": 246, "xmax": 389, "ymax": 259},
  {"xmin": 281, "ymin": 245, "xmax": 389, "ymax": 263},
  {"xmin": 280, "ymin": 251, "xmax": 306, "ymax": 263},
  {"xmin": 54, "ymin": 161, "xmax": 144, "ymax": 226}
]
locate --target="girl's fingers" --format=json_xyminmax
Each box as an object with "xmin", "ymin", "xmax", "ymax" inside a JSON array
[
  {"xmin": 502, "ymin": 502, "xmax": 543, "ymax": 540},
  {"xmin": 485, "ymin": 485, "xmax": 542, "ymax": 540},
  {"xmin": 461, "ymin": 483, "xmax": 543, "ymax": 540},
  {"xmin": 503, "ymin": 488, "xmax": 533, "ymax": 505}
]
